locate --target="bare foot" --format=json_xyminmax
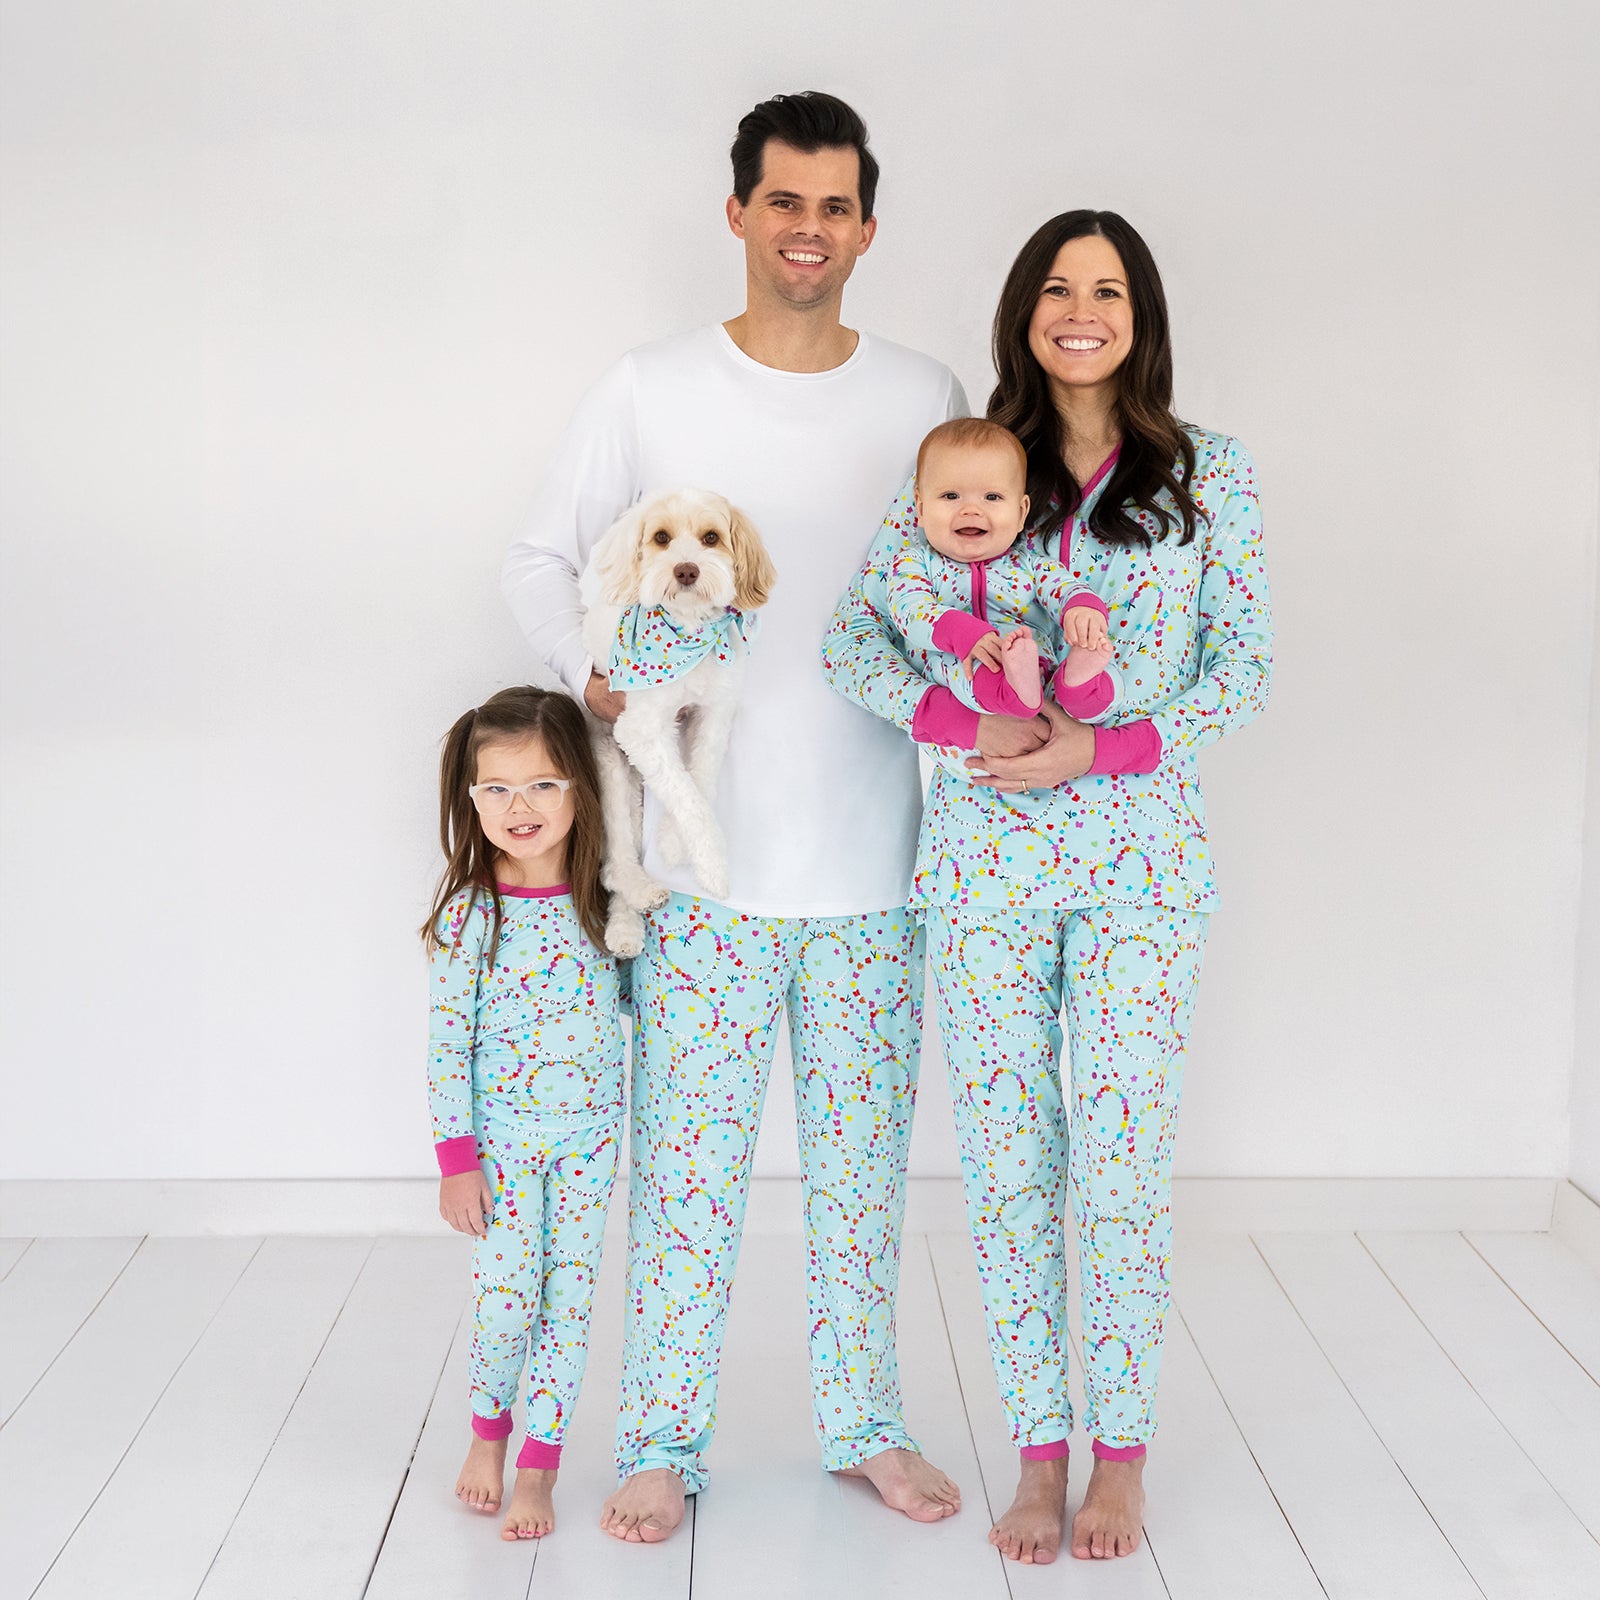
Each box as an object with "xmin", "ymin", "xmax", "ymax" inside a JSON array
[
  {"xmin": 999, "ymin": 629, "xmax": 1043, "ymax": 709},
  {"xmin": 990, "ymin": 1455, "xmax": 1069, "ymax": 1564},
  {"xmin": 837, "ymin": 1447, "xmax": 961, "ymax": 1522},
  {"xmin": 1070, "ymin": 1454, "xmax": 1146, "ymax": 1559},
  {"xmin": 455, "ymin": 1434, "xmax": 506, "ymax": 1513},
  {"xmin": 501, "ymin": 1467, "xmax": 556, "ymax": 1540},
  {"xmin": 1060, "ymin": 639, "xmax": 1114, "ymax": 688},
  {"xmin": 599, "ymin": 1467, "xmax": 687, "ymax": 1544}
]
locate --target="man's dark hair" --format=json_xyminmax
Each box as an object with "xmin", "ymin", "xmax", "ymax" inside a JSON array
[{"xmin": 730, "ymin": 92, "xmax": 879, "ymax": 220}]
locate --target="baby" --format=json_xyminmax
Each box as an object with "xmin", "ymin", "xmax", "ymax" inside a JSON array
[{"xmin": 888, "ymin": 417, "xmax": 1121, "ymax": 763}]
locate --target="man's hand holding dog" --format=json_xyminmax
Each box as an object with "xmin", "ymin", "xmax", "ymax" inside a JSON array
[{"xmin": 585, "ymin": 670, "xmax": 627, "ymax": 725}]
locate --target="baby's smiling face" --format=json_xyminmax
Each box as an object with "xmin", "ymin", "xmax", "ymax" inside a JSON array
[{"xmin": 914, "ymin": 438, "xmax": 1031, "ymax": 565}]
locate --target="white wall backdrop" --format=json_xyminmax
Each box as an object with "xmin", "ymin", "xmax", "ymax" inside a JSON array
[
  {"xmin": 1573, "ymin": 504, "xmax": 1600, "ymax": 1204},
  {"xmin": 2, "ymin": 1, "xmax": 1598, "ymax": 1186}
]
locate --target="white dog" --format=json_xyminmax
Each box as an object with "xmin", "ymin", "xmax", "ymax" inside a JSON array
[{"xmin": 580, "ymin": 487, "xmax": 776, "ymax": 956}]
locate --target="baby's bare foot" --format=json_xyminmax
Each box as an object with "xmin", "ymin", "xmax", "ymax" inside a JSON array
[
  {"xmin": 837, "ymin": 1447, "xmax": 961, "ymax": 1522},
  {"xmin": 501, "ymin": 1466, "xmax": 556, "ymax": 1540},
  {"xmin": 990, "ymin": 1454, "xmax": 1069, "ymax": 1564},
  {"xmin": 599, "ymin": 1467, "xmax": 687, "ymax": 1543},
  {"xmin": 1070, "ymin": 1454, "xmax": 1146, "ymax": 1559},
  {"xmin": 999, "ymin": 629, "xmax": 1043, "ymax": 710},
  {"xmin": 455, "ymin": 1434, "xmax": 506, "ymax": 1513},
  {"xmin": 1060, "ymin": 639, "xmax": 1114, "ymax": 688}
]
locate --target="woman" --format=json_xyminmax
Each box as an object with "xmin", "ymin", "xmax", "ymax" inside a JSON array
[{"xmin": 820, "ymin": 210, "xmax": 1272, "ymax": 1565}]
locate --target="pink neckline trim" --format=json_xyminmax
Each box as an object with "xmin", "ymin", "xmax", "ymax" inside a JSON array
[
  {"xmin": 1061, "ymin": 445, "xmax": 1122, "ymax": 568},
  {"xmin": 1081, "ymin": 444, "xmax": 1121, "ymax": 500},
  {"xmin": 496, "ymin": 882, "xmax": 570, "ymax": 899}
]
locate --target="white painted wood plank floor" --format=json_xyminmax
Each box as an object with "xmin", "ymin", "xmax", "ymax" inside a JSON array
[{"xmin": 3, "ymin": 1229, "xmax": 1597, "ymax": 1600}]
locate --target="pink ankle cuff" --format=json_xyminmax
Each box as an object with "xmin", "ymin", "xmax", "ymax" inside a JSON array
[
  {"xmin": 472, "ymin": 1411, "xmax": 514, "ymax": 1441},
  {"xmin": 1020, "ymin": 1438, "xmax": 1070, "ymax": 1462},
  {"xmin": 1054, "ymin": 670, "xmax": 1113, "ymax": 719},
  {"xmin": 516, "ymin": 1437, "xmax": 562, "ymax": 1469},
  {"xmin": 972, "ymin": 663, "xmax": 1042, "ymax": 716},
  {"xmin": 1092, "ymin": 1440, "xmax": 1147, "ymax": 1461}
]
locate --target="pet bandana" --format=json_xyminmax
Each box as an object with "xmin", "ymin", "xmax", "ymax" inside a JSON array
[{"xmin": 607, "ymin": 605, "xmax": 756, "ymax": 692}]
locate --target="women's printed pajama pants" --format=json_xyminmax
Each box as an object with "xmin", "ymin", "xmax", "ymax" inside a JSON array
[
  {"xmin": 617, "ymin": 893, "xmax": 924, "ymax": 1492},
  {"xmin": 925, "ymin": 903, "xmax": 1207, "ymax": 1452}
]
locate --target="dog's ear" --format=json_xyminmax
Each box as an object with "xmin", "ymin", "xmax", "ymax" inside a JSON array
[
  {"xmin": 727, "ymin": 504, "xmax": 776, "ymax": 612},
  {"xmin": 592, "ymin": 503, "xmax": 649, "ymax": 605}
]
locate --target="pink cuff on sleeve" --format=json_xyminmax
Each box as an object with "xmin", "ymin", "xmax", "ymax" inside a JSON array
[
  {"xmin": 1063, "ymin": 590, "xmax": 1109, "ymax": 619},
  {"xmin": 1089, "ymin": 720, "xmax": 1162, "ymax": 776},
  {"xmin": 930, "ymin": 608, "xmax": 998, "ymax": 658},
  {"xmin": 435, "ymin": 1135, "xmax": 480, "ymax": 1176},
  {"xmin": 912, "ymin": 684, "xmax": 981, "ymax": 750}
]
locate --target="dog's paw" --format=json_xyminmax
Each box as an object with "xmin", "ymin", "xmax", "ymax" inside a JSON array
[
  {"xmin": 605, "ymin": 903, "xmax": 645, "ymax": 958},
  {"xmin": 612, "ymin": 864, "xmax": 669, "ymax": 913},
  {"xmin": 692, "ymin": 856, "xmax": 730, "ymax": 904},
  {"xmin": 656, "ymin": 816, "xmax": 685, "ymax": 869}
]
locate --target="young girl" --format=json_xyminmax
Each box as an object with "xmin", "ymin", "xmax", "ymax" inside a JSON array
[
  {"xmin": 423, "ymin": 685, "xmax": 624, "ymax": 1541},
  {"xmin": 887, "ymin": 417, "xmax": 1123, "ymax": 774}
]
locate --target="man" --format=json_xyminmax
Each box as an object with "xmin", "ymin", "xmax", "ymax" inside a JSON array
[{"xmin": 502, "ymin": 91, "xmax": 966, "ymax": 1543}]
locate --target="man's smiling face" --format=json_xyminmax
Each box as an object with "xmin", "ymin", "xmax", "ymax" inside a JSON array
[{"xmin": 727, "ymin": 138, "xmax": 877, "ymax": 311}]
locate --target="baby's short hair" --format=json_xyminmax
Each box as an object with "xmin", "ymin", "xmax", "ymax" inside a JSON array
[{"xmin": 916, "ymin": 417, "xmax": 1028, "ymax": 483}]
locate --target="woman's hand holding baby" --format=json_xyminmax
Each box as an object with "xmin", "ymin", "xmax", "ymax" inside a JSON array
[
  {"xmin": 970, "ymin": 699, "xmax": 1095, "ymax": 790},
  {"xmin": 440, "ymin": 1170, "xmax": 493, "ymax": 1239}
]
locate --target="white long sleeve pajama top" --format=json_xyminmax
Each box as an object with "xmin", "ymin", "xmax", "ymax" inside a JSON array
[{"xmin": 501, "ymin": 324, "xmax": 966, "ymax": 916}]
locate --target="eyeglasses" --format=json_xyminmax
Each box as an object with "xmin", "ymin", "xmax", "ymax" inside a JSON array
[{"xmin": 468, "ymin": 778, "xmax": 572, "ymax": 815}]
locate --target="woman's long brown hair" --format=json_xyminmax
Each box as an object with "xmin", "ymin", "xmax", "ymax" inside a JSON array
[
  {"xmin": 421, "ymin": 687, "xmax": 608, "ymax": 963},
  {"xmin": 989, "ymin": 209, "xmax": 1201, "ymax": 548}
]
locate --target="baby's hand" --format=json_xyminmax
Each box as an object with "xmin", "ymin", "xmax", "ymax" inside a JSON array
[
  {"xmin": 440, "ymin": 1170, "xmax": 492, "ymax": 1239},
  {"xmin": 1064, "ymin": 604, "xmax": 1109, "ymax": 650},
  {"xmin": 966, "ymin": 631, "xmax": 1005, "ymax": 678}
]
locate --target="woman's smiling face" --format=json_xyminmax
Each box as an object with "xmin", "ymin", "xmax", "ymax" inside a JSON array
[{"xmin": 1027, "ymin": 233, "xmax": 1135, "ymax": 398}]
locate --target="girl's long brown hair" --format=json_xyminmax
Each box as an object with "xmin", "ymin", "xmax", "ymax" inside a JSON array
[
  {"xmin": 421, "ymin": 687, "xmax": 608, "ymax": 963},
  {"xmin": 989, "ymin": 209, "xmax": 1201, "ymax": 548}
]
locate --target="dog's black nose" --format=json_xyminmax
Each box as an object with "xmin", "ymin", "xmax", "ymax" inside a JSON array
[{"xmin": 673, "ymin": 563, "xmax": 700, "ymax": 587}]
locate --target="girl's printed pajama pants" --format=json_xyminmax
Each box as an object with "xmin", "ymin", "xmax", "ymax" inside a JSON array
[{"xmin": 469, "ymin": 1110, "xmax": 621, "ymax": 1468}]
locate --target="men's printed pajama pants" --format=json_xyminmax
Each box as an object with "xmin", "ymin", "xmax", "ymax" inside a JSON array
[{"xmin": 616, "ymin": 893, "xmax": 924, "ymax": 1492}]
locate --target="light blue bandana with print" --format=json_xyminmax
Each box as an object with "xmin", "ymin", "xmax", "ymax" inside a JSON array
[{"xmin": 607, "ymin": 605, "xmax": 756, "ymax": 691}]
